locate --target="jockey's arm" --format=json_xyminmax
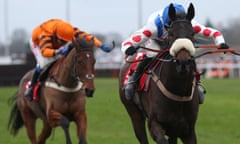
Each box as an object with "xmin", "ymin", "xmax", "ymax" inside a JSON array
[
  {"xmin": 121, "ymin": 21, "xmax": 157, "ymax": 54},
  {"xmin": 74, "ymin": 28, "xmax": 113, "ymax": 52},
  {"xmin": 38, "ymin": 35, "xmax": 55, "ymax": 57},
  {"xmin": 74, "ymin": 28, "xmax": 102, "ymax": 47},
  {"xmin": 191, "ymin": 20, "xmax": 226, "ymax": 45}
]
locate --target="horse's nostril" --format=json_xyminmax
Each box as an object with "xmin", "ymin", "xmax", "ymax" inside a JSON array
[{"xmin": 85, "ymin": 88, "xmax": 95, "ymax": 97}]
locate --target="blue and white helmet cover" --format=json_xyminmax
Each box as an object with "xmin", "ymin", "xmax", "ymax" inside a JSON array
[{"xmin": 162, "ymin": 3, "xmax": 185, "ymax": 27}]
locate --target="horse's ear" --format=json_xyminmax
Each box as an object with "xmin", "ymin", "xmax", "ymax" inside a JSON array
[
  {"xmin": 186, "ymin": 3, "xmax": 195, "ymax": 21},
  {"xmin": 168, "ymin": 3, "xmax": 176, "ymax": 21}
]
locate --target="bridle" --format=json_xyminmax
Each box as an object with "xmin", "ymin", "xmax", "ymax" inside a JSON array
[{"xmin": 72, "ymin": 48, "xmax": 95, "ymax": 81}]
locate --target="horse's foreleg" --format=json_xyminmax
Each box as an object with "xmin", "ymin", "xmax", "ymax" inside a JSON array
[
  {"xmin": 74, "ymin": 111, "xmax": 87, "ymax": 144},
  {"xmin": 148, "ymin": 120, "xmax": 168, "ymax": 144},
  {"xmin": 48, "ymin": 110, "xmax": 72, "ymax": 144},
  {"xmin": 124, "ymin": 102, "xmax": 149, "ymax": 144},
  {"xmin": 168, "ymin": 137, "xmax": 177, "ymax": 144},
  {"xmin": 37, "ymin": 121, "xmax": 52, "ymax": 144},
  {"xmin": 60, "ymin": 116, "xmax": 72, "ymax": 144},
  {"xmin": 180, "ymin": 130, "xmax": 197, "ymax": 144}
]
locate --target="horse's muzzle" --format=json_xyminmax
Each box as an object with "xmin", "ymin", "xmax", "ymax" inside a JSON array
[
  {"xmin": 85, "ymin": 88, "xmax": 95, "ymax": 97},
  {"xmin": 175, "ymin": 58, "xmax": 194, "ymax": 74}
]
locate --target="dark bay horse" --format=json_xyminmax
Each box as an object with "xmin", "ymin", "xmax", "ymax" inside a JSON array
[
  {"xmin": 119, "ymin": 3, "xmax": 200, "ymax": 144},
  {"xmin": 8, "ymin": 38, "xmax": 96, "ymax": 144}
]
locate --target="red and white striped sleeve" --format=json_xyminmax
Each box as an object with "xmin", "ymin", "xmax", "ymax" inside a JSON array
[{"xmin": 192, "ymin": 20, "xmax": 225, "ymax": 45}]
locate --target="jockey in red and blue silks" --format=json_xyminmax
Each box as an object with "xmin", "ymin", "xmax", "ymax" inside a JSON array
[{"xmin": 121, "ymin": 3, "xmax": 229, "ymax": 102}]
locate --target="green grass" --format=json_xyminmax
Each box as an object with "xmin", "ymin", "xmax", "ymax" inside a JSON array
[
  {"xmin": 197, "ymin": 79, "xmax": 240, "ymax": 144},
  {"xmin": 1, "ymin": 78, "xmax": 240, "ymax": 143}
]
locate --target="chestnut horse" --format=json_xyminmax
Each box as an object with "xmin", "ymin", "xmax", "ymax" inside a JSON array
[
  {"xmin": 119, "ymin": 3, "xmax": 200, "ymax": 144},
  {"xmin": 8, "ymin": 38, "xmax": 96, "ymax": 144}
]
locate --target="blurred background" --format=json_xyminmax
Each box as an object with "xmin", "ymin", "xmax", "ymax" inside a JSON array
[{"xmin": 1, "ymin": 0, "xmax": 240, "ymax": 85}]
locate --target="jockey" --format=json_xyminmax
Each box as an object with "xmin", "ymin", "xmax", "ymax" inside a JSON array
[
  {"xmin": 25, "ymin": 18, "xmax": 113, "ymax": 101},
  {"xmin": 121, "ymin": 3, "xmax": 229, "ymax": 102}
]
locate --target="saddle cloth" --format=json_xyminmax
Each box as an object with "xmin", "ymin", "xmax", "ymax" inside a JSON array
[
  {"xmin": 25, "ymin": 81, "xmax": 42, "ymax": 102},
  {"xmin": 123, "ymin": 51, "xmax": 201, "ymax": 93},
  {"xmin": 123, "ymin": 52, "xmax": 162, "ymax": 92}
]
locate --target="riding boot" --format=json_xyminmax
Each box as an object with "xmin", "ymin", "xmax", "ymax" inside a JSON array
[
  {"xmin": 197, "ymin": 84, "xmax": 206, "ymax": 104},
  {"xmin": 24, "ymin": 69, "xmax": 40, "ymax": 101},
  {"xmin": 125, "ymin": 58, "xmax": 152, "ymax": 100}
]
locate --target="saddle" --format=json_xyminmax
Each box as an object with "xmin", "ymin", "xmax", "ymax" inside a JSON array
[
  {"xmin": 123, "ymin": 51, "xmax": 201, "ymax": 94},
  {"xmin": 123, "ymin": 52, "xmax": 164, "ymax": 92},
  {"xmin": 26, "ymin": 61, "xmax": 58, "ymax": 102}
]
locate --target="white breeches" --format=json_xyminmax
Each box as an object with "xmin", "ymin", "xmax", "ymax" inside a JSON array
[{"xmin": 29, "ymin": 39, "xmax": 58, "ymax": 69}]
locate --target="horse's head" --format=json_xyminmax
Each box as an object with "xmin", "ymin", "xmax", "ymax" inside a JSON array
[
  {"xmin": 166, "ymin": 3, "xmax": 196, "ymax": 74},
  {"xmin": 157, "ymin": 3, "xmax": 197, "ymax": 97},
  {"xmin": 72, "ymin": 38, "xmax": 96, "ymax": 97}
]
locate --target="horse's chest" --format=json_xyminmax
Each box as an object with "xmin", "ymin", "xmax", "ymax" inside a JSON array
[
  {"xmin": 51, "ymin": 95, "xmax": 85, "ymax": 113},
  {"xmin": 155, "ymin": 106, "xmax": 193, "ymax": 136}
]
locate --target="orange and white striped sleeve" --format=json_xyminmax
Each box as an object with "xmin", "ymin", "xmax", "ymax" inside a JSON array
[
  {"xmin": 74, "ymin": 28, "xmax": 102, "ymax": 48},
  {"xmin": 38, "ymin": 35, "xmax": 55, "ymax": 57}
]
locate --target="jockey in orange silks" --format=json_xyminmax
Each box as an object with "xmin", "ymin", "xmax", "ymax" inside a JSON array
[{"xmin": 25, "ymin": 19, "xmax": 113, "ymax": 101}]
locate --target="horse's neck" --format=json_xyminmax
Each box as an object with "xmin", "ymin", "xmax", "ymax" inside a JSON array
[{"xmin": 53, "ymin": 49, "xmax": 78, "ymax": 87}]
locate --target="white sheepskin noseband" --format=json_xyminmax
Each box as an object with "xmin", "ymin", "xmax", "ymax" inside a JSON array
[{"xmin": 169, "ymin": 38, "xmax": 195, "ymax": 57}]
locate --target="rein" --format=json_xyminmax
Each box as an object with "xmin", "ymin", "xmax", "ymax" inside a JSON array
[
  {"xmin": 124, "ymin": 44, "xmax": 240, "ymax": 101},
  {"xmin": 72, "ymin": 48, "xmax": 95, "ymax": 80},
  {"xmin": 125, "ymin": 45, "xmax": 240, "ymax": 63},
  {"xmin": 71, "ymin": 54, "xmax": 81, "ymax": 80},
  {"xmin": 125, "ymin": 47, "xmax": 170, "ymax": 63},
  {"xmin": 195, "ymin": 45, "xmax": 240, "ymax": 58}
]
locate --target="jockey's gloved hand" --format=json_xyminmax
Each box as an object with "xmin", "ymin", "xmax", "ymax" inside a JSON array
[
  {"xmin": 61, "ymin": 48, "xmax": 69, "ymax": 55},
  {"xmin": 100, "ymin": 44, "xmax": 112, "ymax": 52},
  {"xmin": 219, "ymin": 43, "xmax": 229, "ymax": 49},
  {"xmin": 125, "ymin": 46, "xmax": 137, "ymax": 55},
  {"xmin": 55, "ymin": 48, "xmax": 69, "ymax": 55}
]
